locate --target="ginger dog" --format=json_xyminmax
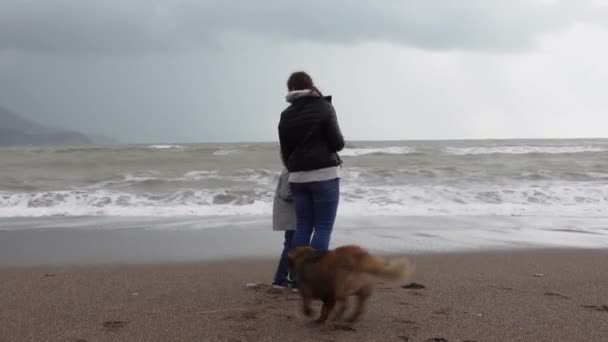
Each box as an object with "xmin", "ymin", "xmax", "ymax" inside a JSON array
[{"xmin": 287, "ymin": 245, "xmax": 413, "ymax": 324}]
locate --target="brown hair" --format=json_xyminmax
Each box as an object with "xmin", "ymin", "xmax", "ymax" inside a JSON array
[{"xmin": 287, "ymin": 71, "xmax": 322, "ymax": 95}]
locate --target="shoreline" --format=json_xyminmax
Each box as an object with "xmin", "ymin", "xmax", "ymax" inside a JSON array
[
  {"xmin": 2, "ymin": 215, "xmax": 608, "ymax": 266},
  {"xmin": 2, "ymin": 249, "xmax": 607, "ymax": 341}
]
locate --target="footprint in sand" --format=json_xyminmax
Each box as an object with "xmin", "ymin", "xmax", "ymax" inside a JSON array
[
  {"xmin": 433, "ymin": 308, "xmax": 450, "ymax": 316},
  {"xmin": 272, "ymin": 313, "xmax": 295, "ymax": 321},
  {"xmin": 332, "ymin": 324, "xmax": 356, "ymax": 332},
  {"xmin": 425, "ymin": 338, "xmax": 448, "ymax": 342},
  {"xmin": 490, "ymin": 285, "xmax": 513, "ymax": 291},
  {"xmin": 543, "ymin": 292, "xmax": 570, "ymax": 299},
  {"xmin": 102, "ymin": 320, "xmax": 129, "ymax": 330},
  {"xmin": 398, "ymin": 336, "xmax": 410, "ymax": 341},
  {"xmin": 398, "ymin": 301, "xmax": 421, "ymax": 309},
  {"xmin": 582, "ymin": 305, "xmax": 608, "ymax": 312}
]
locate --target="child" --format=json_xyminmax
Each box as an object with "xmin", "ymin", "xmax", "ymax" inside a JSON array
[{"xmin": 272, "ymin": 169, "xmax": 297, "ymax": 288}]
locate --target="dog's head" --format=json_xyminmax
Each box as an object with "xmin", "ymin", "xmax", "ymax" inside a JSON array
[{"xmin": 287, "ymin": 246, "xmax": 315, "ymax": 270}]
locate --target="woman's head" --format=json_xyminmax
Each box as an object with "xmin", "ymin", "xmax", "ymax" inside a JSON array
[{"xmin": 287, "ymin": 71, "xmax": 314, "ymax": 92}]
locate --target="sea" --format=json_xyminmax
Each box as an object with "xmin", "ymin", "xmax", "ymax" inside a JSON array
[{"xmin": 2, "ymin": 139, "xmax": 608, "ymax": 254}]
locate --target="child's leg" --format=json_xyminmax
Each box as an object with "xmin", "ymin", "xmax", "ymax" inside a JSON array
[{"xmin": 272, "ymin": 230, "xmax": 295, "ymax": 285}]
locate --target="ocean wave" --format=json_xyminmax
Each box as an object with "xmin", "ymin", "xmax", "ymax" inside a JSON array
[
  {"xmin": 182, "ymin": 170, "xmax": 219, "ymax": 179},
  {"xmin": 213, "ymin": 149, "xmax": 241, "ymax": 156},
  {"xmin": 340, "ymin": 146, "xmax": 414, "ymax": 157},
  {"xmin": 445, "ymin": 145, "xmax": 608, "ymax": 155},
  {"xmin": 2, "ymin": 182, "xmax": 607, "ymax": 218},
  {"xmin": 147, "ymin": 144, "xmax": 185, "ymax": 150},
  {"xmin": 0, "ymin": 189, "xmax": 273, "ymax": 217},
  {"xmin": 84, "ymin": 169, "xmax": 276, "ymax": 190}
]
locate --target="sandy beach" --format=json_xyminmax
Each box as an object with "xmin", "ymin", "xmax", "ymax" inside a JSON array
[
  {"xmin": 2, "ymin": 249, "xmax": 607, "ymax": 342},
  {"xmin": 3, "ymin": 140, "xmax": 608, "ymax": 341}
]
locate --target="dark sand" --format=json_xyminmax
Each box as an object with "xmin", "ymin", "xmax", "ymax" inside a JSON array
[{"xmin": 1, "ymin": 249, "xmax": 607, "ymax": 342}]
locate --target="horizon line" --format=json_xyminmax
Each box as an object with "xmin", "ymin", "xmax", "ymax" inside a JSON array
[{"xmin": 120, "ymin": 136, "xmax": 608, "ymax": 145}]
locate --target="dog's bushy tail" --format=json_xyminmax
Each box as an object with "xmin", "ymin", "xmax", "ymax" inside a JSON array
[{"xmin": 360, "ymin": 255, "xmax": 414, "ymax": 280}]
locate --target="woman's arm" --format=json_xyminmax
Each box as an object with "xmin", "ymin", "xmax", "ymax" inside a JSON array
[
  {"xmin": 324, "ymin": 105, "xmax": 345, "ymax": 152},
  {"xmin": 278, "ymin": 121, "xmax": 290, "ymax": 167}
]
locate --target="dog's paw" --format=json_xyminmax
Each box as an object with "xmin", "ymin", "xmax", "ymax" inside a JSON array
[
  {"xmin": 302, "ymin": 306, "xmax": 314, "ymax": 317},
  {"xmin": 314, "ymin": 318, "xmax": 327, "ymax": 324},
  {"xmin": 346, "ymin": 315, "xmax": 361, "ymax": 324}
]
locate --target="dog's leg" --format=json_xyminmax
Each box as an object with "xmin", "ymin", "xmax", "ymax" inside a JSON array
[
  {"xmin": 301, "ymin": 294, "xmax": 314, "ymax": 317},
  {"xmin": 298, "ymin": 286, "xmax": 314, "ymax": 317},
  {"xmin": 347, "ymin": 285, "xmax": 372, "ymax": 323},
  {"xmin": 315, "ymin": 299, "xmax": 335, "ymax": 324},
  {"xmin": 331, "ymin": 297, "xmax": 348, "ymax": 322}
]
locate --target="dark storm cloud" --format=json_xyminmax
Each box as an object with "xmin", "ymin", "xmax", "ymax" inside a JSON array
[
  {"xmin": 1, "ymin": 1, "xmax": 607, "ymax": 143},
  {"xmin": 0, "ymin": 0, "xmax": 593, "ymax": 54}
]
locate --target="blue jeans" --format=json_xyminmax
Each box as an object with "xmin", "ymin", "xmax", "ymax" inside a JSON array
[
  {"xmin": 273, "ymin": 230, "xmax": 295, "ymax": 284},
  {"xmin": 290, "ymin": 178, "xmax": 340, "ymax": 251}
]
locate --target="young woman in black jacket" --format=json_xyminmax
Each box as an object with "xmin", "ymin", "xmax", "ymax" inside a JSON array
[{"xmin": 278, "ymin": 71, "xmax": 345, "ymax": 252}]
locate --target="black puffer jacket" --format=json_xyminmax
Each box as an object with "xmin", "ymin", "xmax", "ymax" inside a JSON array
[{"xmin": 278, "ymin": 95, "xmax": 345, "ymax": 172}]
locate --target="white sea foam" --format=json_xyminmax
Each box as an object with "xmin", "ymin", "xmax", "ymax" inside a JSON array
[
  {"xmin": 182, "ymin": 170, "xmax": 219, "ymax": 179},
  {"xmin": 340, "ymin": 146, "xmax": 414, "ymax": 157},
  {"xmin": 445, "ymin": 145, "xmax": 607, "ymax": 155},
  {"xmin": 2, "ymin": 181, "xmax": 607, "ymax": 218},
  {"xmin": 213, "ymin": 149, "xmax": 241, "ymax": 156},
  {"xmin": 0, "ymin": 189, "xmax": 272, "ymax": 217},
  {"xmin": 147, "ymin": 145, "xmax": 185, "ymax": 150},
  {"xmin": 123, "ymin": 171, "xmax": 161, "ymax": 182}
]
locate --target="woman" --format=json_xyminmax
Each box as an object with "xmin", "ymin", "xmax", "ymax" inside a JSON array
[{"xmin": 278, "ymin": 71, "xmax": 345, "ymax": 252}]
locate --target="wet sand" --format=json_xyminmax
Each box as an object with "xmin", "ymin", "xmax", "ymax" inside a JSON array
[
  {"xmin": 3, "ymin": 216, "xmax": 608, "ymax": 266},
  {"xmin": 1, "ymin": 249, "xmax": 607, "ymax": 342}
]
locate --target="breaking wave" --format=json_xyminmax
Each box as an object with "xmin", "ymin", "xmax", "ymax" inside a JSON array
[
  {"xmin": 2, "ymin": 181, "xmax": 607, "ymax": 218},
  {"xmin": 340, "ymin": 146, "xmax": 414, "ymax": 157},
  {"xmin": 445, "ymin": 145, "xmax": 608, "ymax": 155}
]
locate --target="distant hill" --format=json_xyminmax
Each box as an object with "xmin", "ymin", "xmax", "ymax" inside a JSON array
[
  {"xmin": 0, "ymin": 106, "xmax": 114, "ymax": 146},
  {"xmin": 89, "ymin": 134, "xmax": 119, "ymax": 145},
  {"xmin": 0, "ymin": 106, "xmax": 49, "ymax": 133}
]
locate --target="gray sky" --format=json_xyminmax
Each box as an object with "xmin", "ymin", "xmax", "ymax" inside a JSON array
[{"xmin": 1, "ymin": 0, "xmax": 607, "ymax": 143}]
